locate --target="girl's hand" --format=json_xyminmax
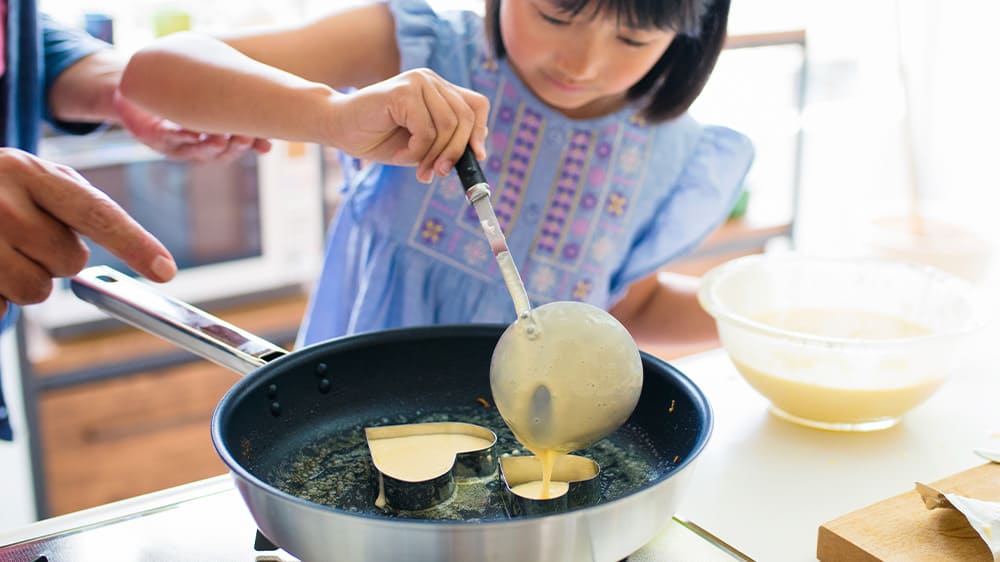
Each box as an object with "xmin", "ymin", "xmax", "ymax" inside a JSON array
[
  {"xmin": 113, "ymin": 89, "xmax": 272, "ymax": 163},
  {"xmin": 327, "ymin": 69, "xmax": 489, "ymax": 183}
]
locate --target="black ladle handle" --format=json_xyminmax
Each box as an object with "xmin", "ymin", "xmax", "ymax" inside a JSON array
[{"xmin": 456, "ymin": 146, "xmax": 487, "ymax": 191}]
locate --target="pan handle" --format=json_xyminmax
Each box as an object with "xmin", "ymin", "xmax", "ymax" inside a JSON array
[{"xmin": 70, "ymin": 266, "xmax": 289, "ymax": 376}]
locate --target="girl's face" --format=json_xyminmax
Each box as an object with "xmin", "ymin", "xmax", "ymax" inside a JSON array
[{"xmin": 500, "ymin": 0, "xmax": 676, "ymax": 119}]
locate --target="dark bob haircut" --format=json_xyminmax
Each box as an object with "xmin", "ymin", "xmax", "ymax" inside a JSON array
[{"xmin": 484, "ymin": 0, "xmax": 731, "ymax": 123}]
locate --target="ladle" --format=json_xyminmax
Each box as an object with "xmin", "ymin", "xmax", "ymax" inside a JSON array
[{"xmin": 455, "ymin": 148, "xmax": 643, "ymax": 493}]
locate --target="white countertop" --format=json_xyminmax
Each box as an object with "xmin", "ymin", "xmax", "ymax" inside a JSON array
[{"xmin": 670, "ymin": 324, "xmax": 1000, "ymax": 561}]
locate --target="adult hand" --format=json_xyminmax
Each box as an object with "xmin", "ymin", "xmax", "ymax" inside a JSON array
[
  {"xmin": 113, "ymin": 88, "xmax": 272, "ymax": 163},
  {"xmin": 327, "ymin": 68, "xmax": 490, "ymax": 183},
  {"xmin": 0, "ymin": 148, "xmax": 177, "ymax": 317}
]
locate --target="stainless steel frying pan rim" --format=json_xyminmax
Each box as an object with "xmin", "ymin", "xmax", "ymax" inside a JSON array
[{"xmin": 210, "ymin": 323, "xmax": 714, "ymax": 527}]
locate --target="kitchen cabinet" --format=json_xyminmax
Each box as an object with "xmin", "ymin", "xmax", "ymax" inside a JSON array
[
  {"xmin": 25, "ymin": 293, "xmax": 308, "ymax": 517},
  {"xmin": 37, "ymin": 361, "xmax": 235, "ymax": 515}
]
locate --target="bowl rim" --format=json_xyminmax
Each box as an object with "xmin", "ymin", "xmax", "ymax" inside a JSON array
[{"xmin": 697, "ymin": 253, "xmax": 989, "ymax": 347}]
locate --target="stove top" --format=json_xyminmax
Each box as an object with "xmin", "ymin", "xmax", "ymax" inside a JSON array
[
  {"xmin": 0, "ymin": 476, "xmax": 736, "ymax": 561},
  {"xmin": 0, "ymin": 478, "xmax": 295, "ymax": 562},
  {"xmin": 254, "ymin": 530, "xmax": 298, "ymax": 561}
]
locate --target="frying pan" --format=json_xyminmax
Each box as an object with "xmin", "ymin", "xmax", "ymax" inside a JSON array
[{"xmin": 70, "ymin": 266, "xmax": 712, "ymax": 562}]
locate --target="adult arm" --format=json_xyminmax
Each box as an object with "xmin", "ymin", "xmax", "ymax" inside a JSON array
[{"xmin": 42, "ymin": 14, "xmax": 269, "ymax": 161}]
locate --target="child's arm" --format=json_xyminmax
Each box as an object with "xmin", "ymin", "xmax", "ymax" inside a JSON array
[
  {"xmin": 220, "ymin": 3, "xmax": 401, "ymax": 92},
  {"xmin": 120, "ymin": 3, "xmax": 487, "ymax": 182},
  {"xmin": 609, "ymin": 271, "xmax": 721, "ymax": 359},
  {"xmin": 41, "ymin": 13, "xmax": 270, "ymax": 163}
]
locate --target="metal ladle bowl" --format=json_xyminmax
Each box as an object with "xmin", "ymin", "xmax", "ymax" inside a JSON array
[{"xmin": 490, "ymin": 300, "xmax": 644, "ymax": 454}]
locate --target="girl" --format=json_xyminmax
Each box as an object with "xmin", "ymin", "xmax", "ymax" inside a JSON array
[{"xmin": 121, "ymin": 0, "xmax": 753, "ymax": 352}]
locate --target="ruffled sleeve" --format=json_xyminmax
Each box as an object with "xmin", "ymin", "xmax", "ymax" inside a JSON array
[
  {"xmin": 388, "ymin": 0, "xmax": 484, "ymax": 88},
  {"xmin": 609, "ymin": 125, "xmax": 754, "ymax": 299}
]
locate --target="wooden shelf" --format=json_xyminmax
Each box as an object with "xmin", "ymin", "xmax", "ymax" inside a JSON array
[
  {"xmin": 726, "ymin": 29, "xmax": 806, "ymax": 50},
  {"xmin": 644, "ymin": 216, "xmax": 791, "ymax": 361},
  {"xmin": 665, "ymin": 216, "xmax": 791, "ymax": 276},
  {"xmin": 700, "ymin": 215, "xmax": 790, "ymax": 249}
]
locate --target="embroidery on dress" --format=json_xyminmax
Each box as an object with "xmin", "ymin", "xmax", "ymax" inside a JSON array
[
  {"xmin": 526, "ymin": 118, "xmax": 653, "ymax": 302},
  {"xmin": 493, "ymin": 103, "xmax": 542, "ymax": 235},
  {"xmin": 534, "ymin": 129, "xmax": 593, "ymax": 262},
  {"xmin": 409, "ymin": 173, "xmax": 498, "ymax": 281}
]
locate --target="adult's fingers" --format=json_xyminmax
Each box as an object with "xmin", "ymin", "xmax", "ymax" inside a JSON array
[
  {"xmin": 28, "ymin": 157, "xmax": 177, "ymax": 282},
  {"xmin": 215, "ymin": 135, "xmax": 257, "ymax": 163},
  {"xmin": 161, "ymin": 133, "xmax": 271, "ymax": 162},
  {"xmin": 251, "ymin": 138, "xmax": 273, "ymax": 154},
  {"xmin": 176, "ymin": 134, "xmax": 252, "ymax": 164},
  {"xmin": 158, "ymin": 132, "xmax": 226, "ymax": 162},
  {"xmin": 0, "ymin": 241, "xmax": 60, "ymax": 304},
  {"xmin": 0, "ymin": 170, "xmax": 88, "ymax": 278}
]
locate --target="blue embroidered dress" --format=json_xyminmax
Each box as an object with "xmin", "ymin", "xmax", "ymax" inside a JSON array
[{"xmin": 298, "ymin": 0, "xmax": 754, "ymax": 346}]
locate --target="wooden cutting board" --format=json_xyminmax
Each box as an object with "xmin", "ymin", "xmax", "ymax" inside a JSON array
[{"xmin": 817, "ymin": 462, "xmax": 1000, "ymax": 561}]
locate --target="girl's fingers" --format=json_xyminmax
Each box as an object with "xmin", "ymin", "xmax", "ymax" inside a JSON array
[
  {"xmin": 410, "ymin": 76, "xmax": 457, "ymax": 182},
  {"xmin": 339, "ymin": 69, "xmax": 489, "ymax": 182},
  {"xmin": 429, "ymin": 82, "xmax": 478, "ymax": 178},
  {"xmin": 383, "ymin": 82, "xmax": 435, "ymax": 177},
  {"xmin": 460, "ymin": 88, "xmax": 491, "ymax": 160}
]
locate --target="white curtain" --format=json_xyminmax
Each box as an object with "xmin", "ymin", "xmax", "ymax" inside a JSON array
[
  {"xmin": 896, "ymin": 0, "xmax": 1000, "ymax": 206},
  {"xmin": 795, "ymin": 0, "xmax": 1000, "ymax": 275}
]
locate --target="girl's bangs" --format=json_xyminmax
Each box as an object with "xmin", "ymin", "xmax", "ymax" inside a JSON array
[{"xmin": 550, "ymin": 0, "xmax": 706, "ymax": 34}]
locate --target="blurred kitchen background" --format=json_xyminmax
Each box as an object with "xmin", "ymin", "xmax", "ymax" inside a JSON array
[{"xmin": 1, "ymin": 0, "xmax": 997, "ymax": 532}]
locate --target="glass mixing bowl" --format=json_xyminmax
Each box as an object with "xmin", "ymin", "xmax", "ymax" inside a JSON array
[{"xmin": 698, "ymin": 254, "xmax": 985, "ymax": 431}]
